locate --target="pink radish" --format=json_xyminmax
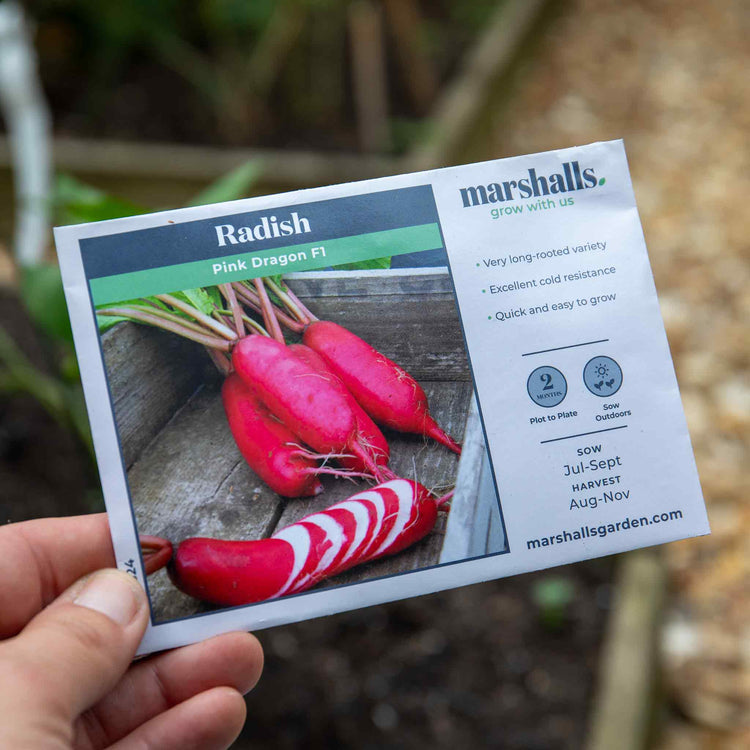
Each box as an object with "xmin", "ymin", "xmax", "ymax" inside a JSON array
[
  {"xmin": 222, "ymin": 374, "xmax": 324, "ymax": 497},
  {"xmin": 169, "ymin": 478, "xmax": 439, "ymax": 605},
  {"xmin": 224, "ymin": 374, "xmax": 370, "ymax": 497},
  {"xmin": 232, "ymin": 336, "xmax": 390, "ymax": 481},
  {"xmin": 303, "ymin": 321, "xmax": 461, "ymax": 453},
  {"xmin": 288, "ymin": 343, "xmax": 390, "ymax": 474}
]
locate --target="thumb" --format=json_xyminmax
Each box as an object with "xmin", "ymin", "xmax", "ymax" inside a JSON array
[{"xmin": 0, "ymin": 568, "xmax": 149, "ymax": 732}]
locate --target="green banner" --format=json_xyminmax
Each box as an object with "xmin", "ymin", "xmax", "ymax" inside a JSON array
[{"xmin": 90, "ymin": 223, "xmax": 442, "ymax": 306}]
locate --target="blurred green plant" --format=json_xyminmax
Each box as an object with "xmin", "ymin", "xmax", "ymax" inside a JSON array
[
  {"xmin": 33, "ymin": 0, "xmax": 498, "ymax": 151},
  {"xmin": 54, "ymin": 174, "xmax": 145, "ymax": 225},
  {"xmin": 37, "ymin": 0, "xmax": 316, "ymax": 142},
  {"xmin": 1, "ymin": 160, "xmax": 263, "ymax": 461},
  {"xmin": 531, "ymin": 576, "xmax": 576, "ymax": 631},
  {"xmin": 0, "ymin": 324, "xmax": 91, "ymax": 452},
  {"xmin": 389, "ymin": 116, "xmax": 433, "ymax": 156}
]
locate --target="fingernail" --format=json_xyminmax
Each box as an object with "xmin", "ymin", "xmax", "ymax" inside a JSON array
[{"xmin": 74, "ymin": 570, "xmax": 143, "ymax": 627}]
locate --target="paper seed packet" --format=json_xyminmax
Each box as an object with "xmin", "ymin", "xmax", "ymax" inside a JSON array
[{"xmin": 55, "ymin": 140, "xmax": 708, "ymax": 655}]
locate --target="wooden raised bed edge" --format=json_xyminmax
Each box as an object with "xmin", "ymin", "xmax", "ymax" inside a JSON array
[{"xmin": 585, "ymin": 548, "xmax": 667, "ymax": 750}]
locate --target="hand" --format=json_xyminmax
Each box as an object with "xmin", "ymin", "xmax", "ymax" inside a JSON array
[{"xmin": 0, "ymin": 514, "xmax": 263, "ymax": 749}]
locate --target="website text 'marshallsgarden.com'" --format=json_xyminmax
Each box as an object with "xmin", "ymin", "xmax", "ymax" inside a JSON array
[{"xmin": 526, "ymin": 510, "xmax": 684, "ymax": 550}]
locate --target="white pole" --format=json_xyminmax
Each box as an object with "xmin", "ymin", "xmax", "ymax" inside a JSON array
[{"xmin": 0, "ymin": 0, "xmax": 52, "ymax": 266}]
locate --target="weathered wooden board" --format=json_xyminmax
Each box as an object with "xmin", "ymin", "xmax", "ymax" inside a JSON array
[
  {"xmin": 103, "ymin": 270, "xmax": 481, "ymax": 623},
  {"xmin": 439, "ymin": 396, "xmax": 507, "ymax": 564},
  {"xmin": 289, "ymin": 271, "xmax": 470, "ymax": 382},
  {"xmin": 135, "ymin": 381, "xmax": 469, "ymax": 622},
  {"xmin": 131, "ymin": 384, "xmax": 287, "ymax": 622},
  {"xmin": 101, "ymin": 322, "xmax": 216, "ymax": 468}
]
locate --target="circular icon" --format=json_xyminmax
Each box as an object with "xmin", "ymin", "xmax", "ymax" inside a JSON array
[
  {"xmin": 583, "ymin": 355, "xmax": 623, "ymax": 397},
  {"xmin": 527, "ymin": 366, "xmax": 567, "ymax": 408}
]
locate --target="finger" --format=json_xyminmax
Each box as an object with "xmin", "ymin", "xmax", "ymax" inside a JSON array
[
  {"xmin": 75, "ymin": 632, "xmax": 263, "ymax": 747},
  {"xmin": 0, "ymin": 513, "xmax": 113, "ymax": 637},
  {"xmin": 109, "ymin": 686, "xmax": 246, "ymax": 750},
  {"xmin": 0, "ymin": 568, "xmax": 149, "ymax": 731}
]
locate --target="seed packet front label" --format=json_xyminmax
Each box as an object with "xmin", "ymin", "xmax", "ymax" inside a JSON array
[
  {"xmin": 55, "ymin": 139, "xmax": 708, "ymax": 655},
  {"xmin": 432, "ymin": 140, "xmax": 707, "ymax": 562}
]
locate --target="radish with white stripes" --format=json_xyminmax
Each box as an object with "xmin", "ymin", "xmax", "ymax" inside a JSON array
[{"xmin": 168, "ymin": 479, "xmax": 444, "ymax": 605}]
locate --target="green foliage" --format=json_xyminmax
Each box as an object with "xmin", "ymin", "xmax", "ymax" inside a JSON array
[
  {"xmin": 95, "ymin": 287, "xmax": 225, "ymax": 333},
  {"xmin": 95, "ymin": 312, "xmax": 135, "ymax": 333},
  {"xmin": 390, "ymin": 117, "xmax": 433, "ymax": 156},
  {"xmin": 0, "ymin": 326, "xmax": 93, "ymax": 457},
  {"xmin": 187, "ymin": 161, "xmax": 264, "ymax": 207},
  {"xmin": 171, "ymin": 287, "xmax": 221, "ymax": 316},
  {"xmin": 20, "ymin": 264, "xmax": 73, "ymax": 343},
  {"xmin": 54, "ymin": 174, "xmax": 146, "ymax": 225},
  {"xmin": 96, "ymin": 296, "xmax": 165, "ymax": 333},
  {"xmin": 197, "ymin": 0, "xmax": 277, "ymax": 36},
  {"xmin": 446, "ymin": 0, "xmax": 503, "ymax": 31},
  {"xmin": 531, "ymin": 576, "xmax": 576, "ymax": 631}
]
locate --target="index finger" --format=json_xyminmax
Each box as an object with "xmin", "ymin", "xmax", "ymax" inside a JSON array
[{"xmin": 0, "ymin": 513, "xmax": 115, "ymax": 638}]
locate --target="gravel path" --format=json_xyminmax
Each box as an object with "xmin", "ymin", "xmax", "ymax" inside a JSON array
[{"xmin": 486, "ymin": 0, "xmax": 748, "ymax": 745}]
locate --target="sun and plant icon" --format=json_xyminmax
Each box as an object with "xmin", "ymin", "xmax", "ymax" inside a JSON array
[{"xmin": 586, "ymin": 357, "xmax": 621, "ymax": 394}]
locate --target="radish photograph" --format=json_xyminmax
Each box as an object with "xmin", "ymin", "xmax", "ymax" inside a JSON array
[{"xmin": 96, "ymin": 267, "xmax": 507, "ymax": 623}]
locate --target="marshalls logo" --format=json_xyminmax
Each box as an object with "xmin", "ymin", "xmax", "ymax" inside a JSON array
[
  {"xmin": 215, "ymin": 212, "xmax": 311, "ymax": 246},
  {"xmin": 459, "ymin": 161, "xmax": 606, "ymax": 207}
]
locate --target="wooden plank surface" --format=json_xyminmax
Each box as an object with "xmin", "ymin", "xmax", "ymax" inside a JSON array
[
  {"xmin": 102, "ymin": 271, "xmax": 475, "ymax": 622},
  {"xmin": 135, "ymin": 381, "xmax": 469, "ymax": 623},
  {"xmin": 0, "ymin": 136, "xmax": 402, "ymax": 187},
  {"xmin": 291, "ymin": 272, "xmax": 470, "ymax": 382},
  {"xmin": 307, "ymin": 295, "xmax": 469, "ymax": 381},
  {"xmin": 439, "ymin": 395, "xmax": 507, "ymax": 563},
  {"xmin": 102, "ymin": 323, "xmax": 215, "ymax": 468}
]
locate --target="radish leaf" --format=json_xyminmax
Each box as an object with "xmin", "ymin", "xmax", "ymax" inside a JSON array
[
  {"xmin": 96, "ymin": 314, "xmax": 132, "ymax": 333},
  {"xmin": 172, "ymin": 288, "xmax": 216, "ymax": 316}
]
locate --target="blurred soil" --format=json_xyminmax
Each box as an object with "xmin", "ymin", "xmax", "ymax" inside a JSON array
[{"xmin": 238, "ymin": 561, "xmax": 613, "ymax": 750}]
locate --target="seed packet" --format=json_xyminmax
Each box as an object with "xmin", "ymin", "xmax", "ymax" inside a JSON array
[{"xmin": 55, "ymin": 140, "xmax": 708, "ymax": 655}]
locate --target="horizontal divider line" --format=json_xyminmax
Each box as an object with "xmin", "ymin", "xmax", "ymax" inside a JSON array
[
  {"xmin": 540, "ymin": 425, "xmax": 628, "ymax": 444},
  {"xmin": 522, "ymin": 339, "xmax": 609, "ymax": 356}
]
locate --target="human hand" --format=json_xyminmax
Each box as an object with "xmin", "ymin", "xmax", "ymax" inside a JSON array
[{"xmin": 0, "ymin": 513, "xmax": 263, "ymax": 749}]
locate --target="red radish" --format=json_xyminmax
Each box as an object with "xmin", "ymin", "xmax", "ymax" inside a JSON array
[
  {"xmin": 232, "ymin": 336, "xmax": 389, "ymax": 481},
  {"xmin": 303, "ymin": 321, "xmax": 461, "ymax": 453},
  {"xmin": 140, "ymin": 535, "xmax": 173, "ymax": 575},
  {"xmin": 169, "ymin": 479, "xmax": 438, "ymax": 605},
  {"xmin": 288, "ymin": 343, "xmax": 391, "ymax": 474},
  {"xmin": 222, "ymin": 374, "xmax": 324, "ymax": 498}
]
